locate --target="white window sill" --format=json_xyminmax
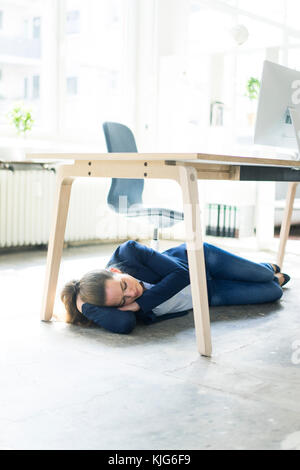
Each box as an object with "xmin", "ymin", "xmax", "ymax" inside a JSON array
[{"xmin": 0, "ymin": 136, "xmax": 104, "ymax": 162}]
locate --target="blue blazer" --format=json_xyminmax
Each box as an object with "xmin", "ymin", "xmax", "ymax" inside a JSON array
[{"xmin": 82, "ymin": 240, "xmax": 191, "ymax": 334}]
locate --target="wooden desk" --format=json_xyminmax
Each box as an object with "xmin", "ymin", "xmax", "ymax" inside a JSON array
[{"xmin": 26, "ymin": 152, "xmax": 300, "ymax": 357}]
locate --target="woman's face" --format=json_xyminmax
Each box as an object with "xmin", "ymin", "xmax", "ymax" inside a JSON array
[{"xmin": 105, "ymin": 268, "xmax": 144, "ymax": 307}]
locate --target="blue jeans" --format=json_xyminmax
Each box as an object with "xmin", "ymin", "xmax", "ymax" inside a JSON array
[{"xmin": 203, "ymin": 243, "xmax": 283, "ymax": 306}]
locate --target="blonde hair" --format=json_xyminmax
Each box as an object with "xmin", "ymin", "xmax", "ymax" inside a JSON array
[{"xmin": 60, "ymin": 269, "xmax": 114, "ymax": 325}]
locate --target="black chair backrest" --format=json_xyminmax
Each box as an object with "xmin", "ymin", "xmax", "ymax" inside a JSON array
[{"xmin": 103, "ymin": 122, "xmax": 144, "ymax": 212}]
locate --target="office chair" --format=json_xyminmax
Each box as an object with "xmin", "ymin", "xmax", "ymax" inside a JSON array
[{"xmin": 102, "ymin": 121, "xmax": 184, "ymax": 250}]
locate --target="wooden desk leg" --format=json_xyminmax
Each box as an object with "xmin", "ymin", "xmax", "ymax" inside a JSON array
[
  {"xmin": 277, "ymin": 182, "xmax": 298, "ymax": 269},
  {"xmin": 179, "ymin": 166, "xmax": 212, "ymax": 357},
  {"xmin": 41, "ymin": 169, "xmax": 74, "ymax": 321}
]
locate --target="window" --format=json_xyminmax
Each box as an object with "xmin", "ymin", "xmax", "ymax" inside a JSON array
[
  {"xmin": 32, "ymin": 75, "xmax": 40, "ymax": 99},
  {"xmin": 159, "ymin": 0, "xmax": 300, "ymax": 150},
  {"xmin": 66, "ymin": 10, "xmax": 80, "ymax": 34},
  {"xmin": 0, "ymin": 0, "xmax": 131, "ymax": 140},
  {"xmin": 66, "ymin": 76, "xmax": 78, "ymax": 95},
  {"xmin": 0, "ymin": 0, "xmax": 43, "ymax": 127},
  {"xmin": 33, "ymin": 17, "xmax": 41, "ymax": 39},
  {"xmin": 24, "ymin": 77, "xmax": 28, "ymax": 99},
  {"xmin": 238, "ymin": 0, "xmax": 285, "ymax": 22},
  {"xmin": 62, "ymin": 0, "xmax": 127, "ymax": 135}
]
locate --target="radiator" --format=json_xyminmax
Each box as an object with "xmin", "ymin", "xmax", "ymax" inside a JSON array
[
  {"xmin": 0, "ymin": 168, "xmax": 139, "ymax": 248},
  {"xmin": 0, "ymin": 166, "xmax": 190, "ymax": 248}
]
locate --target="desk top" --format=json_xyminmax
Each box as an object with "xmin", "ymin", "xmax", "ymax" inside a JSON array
[{"xmin": 25, "ymin": 151, "xmax": 300, "ymax": 168}]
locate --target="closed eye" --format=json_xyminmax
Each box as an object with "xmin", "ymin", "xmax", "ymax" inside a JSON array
[{"xmin": 118, "ymin": 280, "xmax": 127, "ymax": 307}]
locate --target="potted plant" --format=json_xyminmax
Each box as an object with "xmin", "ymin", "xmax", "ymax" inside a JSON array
[
  {"xmin": 8, "ymin": 103, "xmax": 34, "ymax": 137},
  {"xmin": 4, "ymin": 103, "xmax": 35, "ymax": 161},
  {"xmin": 245, "ymin": 77, "xmax": 260, "ymax": 127}
]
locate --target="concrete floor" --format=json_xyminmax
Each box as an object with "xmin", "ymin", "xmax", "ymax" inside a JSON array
[{"xmin": 1, "ymin": 239, "xmax": 300, "ymax": 450}]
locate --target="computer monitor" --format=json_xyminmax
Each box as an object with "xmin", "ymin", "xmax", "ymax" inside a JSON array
[{"xmin": 254, "ymin": 60, "xmax": 300, "ymax": 151}]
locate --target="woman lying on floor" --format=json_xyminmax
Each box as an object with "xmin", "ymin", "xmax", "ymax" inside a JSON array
[{"xmin": 61, "ymin": 240, "xmax": 290, "ymax": 334}]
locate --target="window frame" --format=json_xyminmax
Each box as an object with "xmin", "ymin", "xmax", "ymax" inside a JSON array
[{"xmin": 0, "ymin": 0, "xmax": 137, "ymax": 147}]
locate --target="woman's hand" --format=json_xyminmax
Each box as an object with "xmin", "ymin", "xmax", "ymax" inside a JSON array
[{"xmin": 118, "ymin": 301, "xmax": 140, "ymax": 312}]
